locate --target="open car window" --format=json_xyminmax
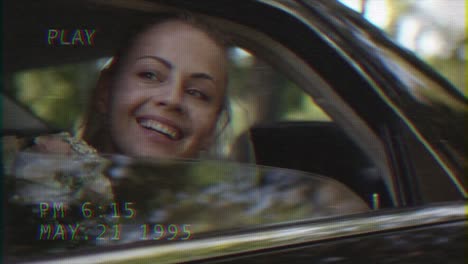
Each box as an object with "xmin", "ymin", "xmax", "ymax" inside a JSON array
[
  {"xmin": 6, "ymin": 152, "xmax": 368, "ymax": 260},
  {"xmin": 6, "ymin": 41, "xmax": 395, "ymax": 208}
]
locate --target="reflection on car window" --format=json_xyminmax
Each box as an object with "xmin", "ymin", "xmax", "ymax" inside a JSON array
[
  {"xmin": 6, "ymin": 152, "xmax": 368, "ymax": 259},
  {"xmin": 6, "ymin": 41, "xmax": 393, "ymax": 207}
]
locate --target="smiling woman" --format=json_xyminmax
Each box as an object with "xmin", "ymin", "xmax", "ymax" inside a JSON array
[{"xmin": 75, "ymin": 13, "xmax": 230, "ymax": 159}]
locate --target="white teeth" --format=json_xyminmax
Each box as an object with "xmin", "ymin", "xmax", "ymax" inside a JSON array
[{"xmin": 140, "ymin": 120, "xmax": 178, "ymax": 139}]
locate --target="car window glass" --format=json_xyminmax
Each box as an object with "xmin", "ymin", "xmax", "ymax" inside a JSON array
[
  {"xmin": 6, "ymin": 152, "xmax": 368, "ymax": 259},
  {"xmin": 6, "ymin": 41, "xmax": 395, "ymax": 208}
]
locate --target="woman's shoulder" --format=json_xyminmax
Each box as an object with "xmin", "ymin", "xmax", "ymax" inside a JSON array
[{"xmin": 3, "ymin": 132, "xmax": 97, "ymax": 157}]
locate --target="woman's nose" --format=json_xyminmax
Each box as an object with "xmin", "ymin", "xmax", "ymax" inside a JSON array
[{"xmin": 153, "ymin": 79, "xmax": 186, "ymax": 113}]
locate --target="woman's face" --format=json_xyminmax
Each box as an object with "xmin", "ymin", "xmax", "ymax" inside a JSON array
[{"xmin": 104, "ymin": 21, "xmax": 227, "ymax": 159}]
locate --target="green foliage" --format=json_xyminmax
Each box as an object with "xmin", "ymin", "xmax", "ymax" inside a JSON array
[{"xmin": 12, "ymin": 61, "xmax": 101, "ymax": 131}]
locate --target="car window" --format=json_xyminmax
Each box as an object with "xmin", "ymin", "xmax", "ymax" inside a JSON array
[
  {"xmin": 7, "ymin": 43, "xmax": 394, "ymax": 209},
  {"xmin": 5, "ymin": 152, "xmax": 368, "ymax": 259}
]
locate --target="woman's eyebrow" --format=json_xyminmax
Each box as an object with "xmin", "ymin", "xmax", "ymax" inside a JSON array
[
  {"xmin": 136, "ymin": 56, "xmax": 216, "ymax": 83},
  {"xmin": 136, "ymin": 56, "xmax": 172, "ymax": 69},
  {"xmin": 191, "ymin": 73, "xmax": 215, "ymax": 83}
]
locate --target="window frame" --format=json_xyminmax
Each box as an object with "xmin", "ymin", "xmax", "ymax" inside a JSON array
[{"xmin": 199, "ymin": 14, "xmax": 398, "ymax": 207}]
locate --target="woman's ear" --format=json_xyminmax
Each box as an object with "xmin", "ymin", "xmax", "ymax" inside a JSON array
[{"xmin": 95, "ymin": 70, "xmax": 112, "ymax": 113}]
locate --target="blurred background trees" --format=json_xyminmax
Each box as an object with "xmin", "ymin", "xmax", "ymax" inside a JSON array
[
  {"xmin": 11, "ymin": 60, "xmax": 104, "ymax": 130},
  {"xmin": 339, "ymin": 0, "xmax": 465, "ymax": 94}
]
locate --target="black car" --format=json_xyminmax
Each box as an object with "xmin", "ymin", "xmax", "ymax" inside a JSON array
[{"xmin": 3, "ymin": 0, "xmax": 466, "ymax": 263}]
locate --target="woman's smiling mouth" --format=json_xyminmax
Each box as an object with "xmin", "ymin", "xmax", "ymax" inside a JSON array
[{"xmin": 137, "ymin": 117, "xmax": 183, "ymax": 140}]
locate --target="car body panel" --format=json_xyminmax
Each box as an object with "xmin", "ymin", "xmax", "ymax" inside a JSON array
[{"xmin": 9, "ymin": 202, "xmax": 464, "ymax": 263}]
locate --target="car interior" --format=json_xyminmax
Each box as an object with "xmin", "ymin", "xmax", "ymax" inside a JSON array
[{"xmin": 250, "ymin": 122, "xmax": 392, "ymax": 208}]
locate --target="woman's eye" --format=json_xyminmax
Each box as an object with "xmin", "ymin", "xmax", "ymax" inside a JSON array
[
  {"xmin": 186, "ymin": 89, "xmax": 209, "ymax": 101},
  {"xmin": 138, "ymin": 71, "xmax": 161, "ymax": 81}
]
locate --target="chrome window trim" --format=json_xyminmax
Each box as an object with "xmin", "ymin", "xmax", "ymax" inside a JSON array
[{"xmin": 24, "ymin": 203, "xmax": 466, "ymax": 264}]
